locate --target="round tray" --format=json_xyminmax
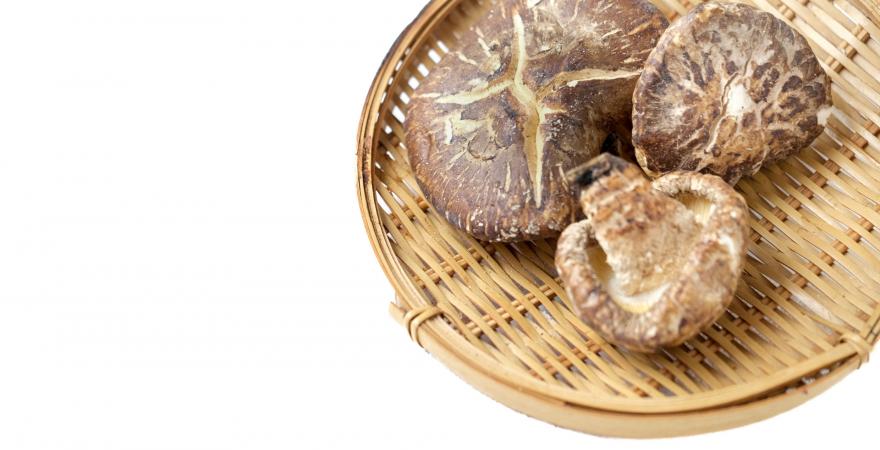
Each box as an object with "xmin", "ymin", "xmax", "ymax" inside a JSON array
[{"xmin": 357, "ymin": 0, "xmax": 880, "ymax": 438}]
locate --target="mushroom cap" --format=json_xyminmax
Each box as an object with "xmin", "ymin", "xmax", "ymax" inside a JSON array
[
  {"xmin": 632, "ymin": 1, "xmax": 832, "ymax": 184},
  {"xmin": 405, "ymin": 0, "xmax": 668, "ymax": 242},
  {"xmin": 555, "ymin": 169, "xmax": 749, "ymax": 352}
]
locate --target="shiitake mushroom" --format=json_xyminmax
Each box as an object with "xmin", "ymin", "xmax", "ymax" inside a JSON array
[
  {"xmin": 632, "ymin": 1, "xmax": 832, "ymax": 184},
  {"xmin": 555, "ymin": 154, "xmax": 749, "ymax": 352},
  {"xmin": 405, "ymin": 0, "xmax": 668, "ymax": 242}
]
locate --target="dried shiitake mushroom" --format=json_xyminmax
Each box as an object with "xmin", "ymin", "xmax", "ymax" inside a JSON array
[
  {"xmin": 555, "ymin": 154, "xmax": 749, "ymax": 352},
  {"xmin": 632, "ymin": 1, "xmax": 832, "ymax": 184},
  {"xmin": 405, "ymin": 0, "xmax": 668, "ymax": 242}
]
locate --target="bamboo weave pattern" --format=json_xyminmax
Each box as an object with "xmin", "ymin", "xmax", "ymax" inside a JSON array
[{"xmin": 358, "ymin": 0, "xmax": 880, "ymax": 436}]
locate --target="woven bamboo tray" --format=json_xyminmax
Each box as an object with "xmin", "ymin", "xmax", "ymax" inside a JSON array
[{"xmin": 357, "ymin": 0, "xmax": 880, "ymax": 438}]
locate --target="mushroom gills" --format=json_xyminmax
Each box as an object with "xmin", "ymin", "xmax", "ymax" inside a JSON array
[
  {"xmin": 674, "ymin": 192, "xmax": 715, "ymax": 225},
  {"xmin": 586, "ymin": 245, "xmax": 670, "ymax": 314},
  {"xmin": 583, "ymin": 191, "xmax": 717, "ymax": 313},
  {"xmin": 557, "ymin": 167, "xmax": 751, "ymax": 352}
]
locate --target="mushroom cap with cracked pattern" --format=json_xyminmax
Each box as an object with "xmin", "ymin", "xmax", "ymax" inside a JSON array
[
  {"xmin": 405, "ymin": 0, "xmax": 668, "ymax": 241},
  {"xmin": 632, "ymin": 1, "xmax": 832, "ymax": 184}
]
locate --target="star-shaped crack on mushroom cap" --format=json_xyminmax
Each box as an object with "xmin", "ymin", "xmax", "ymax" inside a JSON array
[{"xmin": 405, "ymin": 0, "xmax": 668, "ymax": 242}]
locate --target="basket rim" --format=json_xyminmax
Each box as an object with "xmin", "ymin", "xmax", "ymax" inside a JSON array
[
  {"xmin": 357, "ymin": 0, "xmax": 874, "ymax": 419},
  {"xmin": 390, "ymin": 302, "xmax": 861, "ymax": 437}
]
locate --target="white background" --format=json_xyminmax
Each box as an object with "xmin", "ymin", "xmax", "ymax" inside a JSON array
[{"xmin": 0, "ymin": 1, "xmax": 876, "ymax": 449}]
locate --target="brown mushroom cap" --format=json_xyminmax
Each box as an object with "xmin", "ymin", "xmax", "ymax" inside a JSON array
[
  {"xmin": 405, "ymin": 0, "xmax": 668, "ymax": 242},
  {"xmin": 556, "ymin": 155, "xmax": 749, "ymax": 352},
  {"xmin": 632, "ymin": 1, "xmax": 832, "ymax": 184}
]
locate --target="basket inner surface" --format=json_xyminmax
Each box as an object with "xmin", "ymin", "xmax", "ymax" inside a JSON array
[{"xmin": 366, "ymin": 0, "xmax": 880, "ymax": 408}]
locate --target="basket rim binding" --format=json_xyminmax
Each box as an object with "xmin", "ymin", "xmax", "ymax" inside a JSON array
[{"xmin": 357, "ymin": 0, "xmax": 879, "ymax": 435}]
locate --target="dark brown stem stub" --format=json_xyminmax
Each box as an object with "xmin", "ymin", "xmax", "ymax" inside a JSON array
[{"xmin": 566, "ymin": 153, "xmax": 633, "ymax": 192}]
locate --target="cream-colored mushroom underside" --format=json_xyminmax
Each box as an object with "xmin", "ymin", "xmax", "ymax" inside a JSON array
[{"xmin": 586, "ymin": 194, "xmax": 715, "ymax": 313}]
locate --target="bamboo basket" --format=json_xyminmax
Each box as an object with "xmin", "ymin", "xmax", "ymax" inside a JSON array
[{"xmin": 356, "ymin": 0, "xmax": 880, "ymax": 438}]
